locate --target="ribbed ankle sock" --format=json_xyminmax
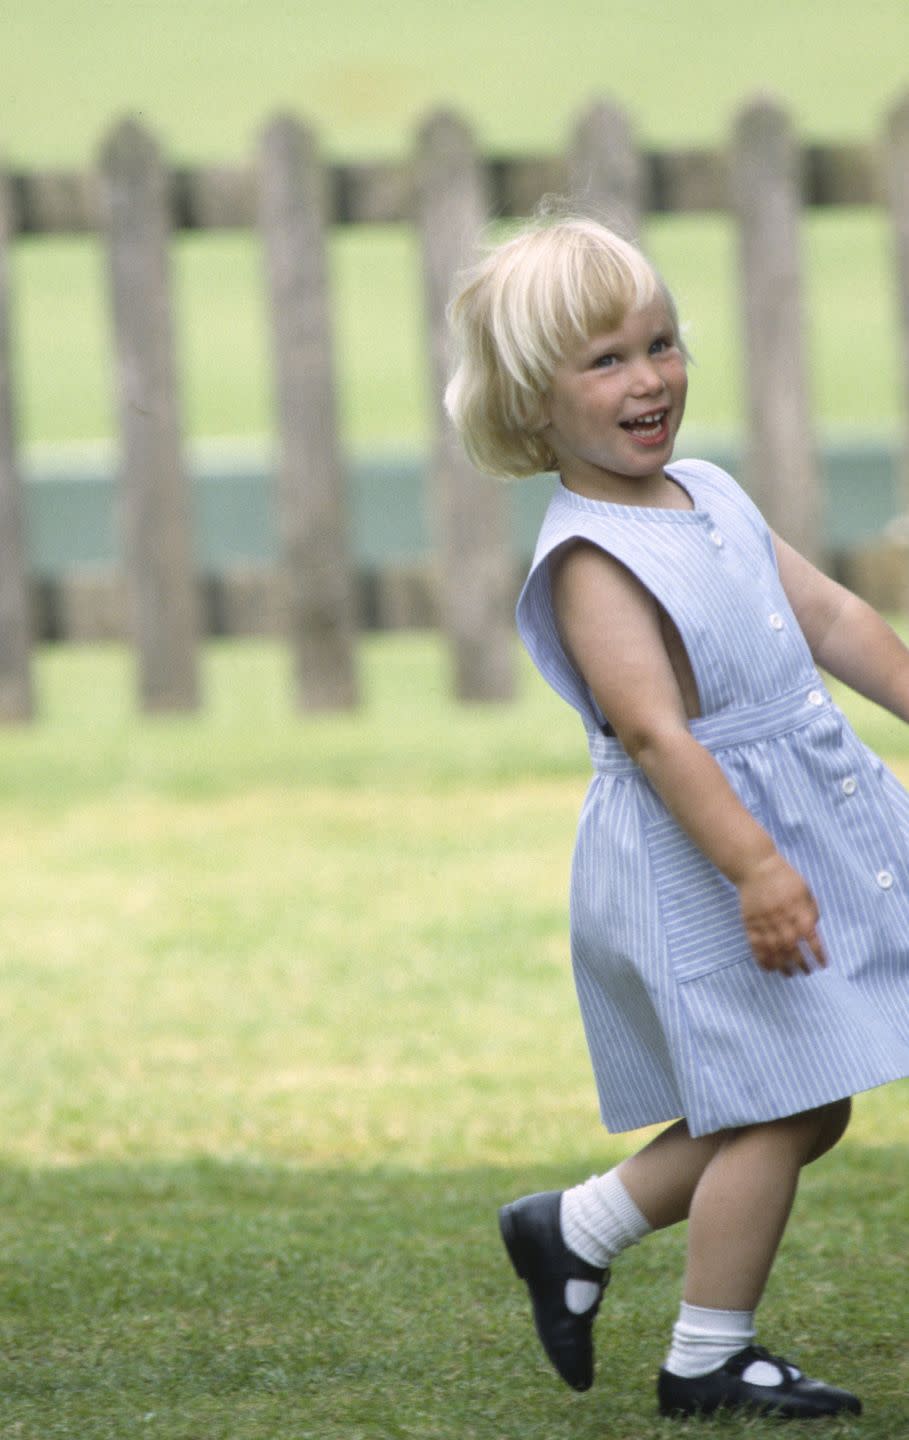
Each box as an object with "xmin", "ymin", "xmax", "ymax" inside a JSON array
[
  {"xmin": 664, "ymin": 1301, "xmax": 756, "ymax": 1378},
  {"xmin": 559, "ymin": 1168, "xmax": 652, "ymax": 1269}
]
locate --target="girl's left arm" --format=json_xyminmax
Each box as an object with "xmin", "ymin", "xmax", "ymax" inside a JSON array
[{"xmin": 773, "ymin": 532, "xmax": 909, "ymax": 723}]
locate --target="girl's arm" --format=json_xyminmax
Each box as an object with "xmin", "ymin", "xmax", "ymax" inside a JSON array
[
  {"xmin": 550, "ymin": 542, "xmax": 825, "ymax": 976},
  {"xmin": 773, "ymin": 532, "xmax": 909, "ymax": 722}
]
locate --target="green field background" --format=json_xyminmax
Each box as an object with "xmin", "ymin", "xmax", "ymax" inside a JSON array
[{"xmin": 2, "ymin": 0, "xmax": 908, "ymax": 450}]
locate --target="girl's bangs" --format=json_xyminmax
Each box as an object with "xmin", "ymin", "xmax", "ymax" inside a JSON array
[
  {"xmin": 512, "ymin": 239, "xmax": 660, "ymax": 387},
  {"xmin": 480, "ymin": 221, "xmax": 672, "ymax": 416},
  {"xmin": 558, "ymin": 243, "xmax": 658, "ymax": 350}
]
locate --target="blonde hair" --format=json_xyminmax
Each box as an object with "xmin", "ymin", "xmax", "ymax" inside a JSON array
[{"xmin": 444, "ymin": 215, "xmax": 686, "ymax": 479}]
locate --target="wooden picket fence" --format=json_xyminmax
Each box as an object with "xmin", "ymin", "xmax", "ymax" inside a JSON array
[{"xmin": 0, "ymin": 93, "xmax": 908, "ymax": 720}]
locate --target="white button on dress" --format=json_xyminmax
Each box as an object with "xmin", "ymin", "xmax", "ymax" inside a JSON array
[
  {"xmin": 807, "ymin": 690, "xmax": 824, "ymax": 706},
  {"xmin": 877, "ymin": 870, "xmax": 894, "ymax": 890},
  {"xmin": 769, "ymin": 613, "xmax": 784, "ymax": 630},
  {"xmin": 842, "ymin": 777, "xmax": 857, "ymax": 796},
  {"xmin": 710, "ymin": 530, "xmax": 724, "ymax": 547}
]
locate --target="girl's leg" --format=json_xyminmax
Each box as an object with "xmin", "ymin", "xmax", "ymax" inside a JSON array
[
  {"xmin": 658, "ymin": 1099, "xmax": 860, "ymax": 1418},
  {"xmin": 683, "ymin": 1099, "xmax": 851, "ymax": 1310},
  {"xmin": 517, "ymin": 1111, "xmax": 814, "ymax": 1391},
  {"xmin": 614, "ymin": 1096, "xmax": 851, "ymax": 1240},
  {"xmin": 498, "ymin": 1121, "xmax": 718, "ymax": 1392},
  {"xmin": 500, "ymin": 1098, "xmax": 852, "ymax": 1400},
  {"xmin": 614, "ymin": 1119, "xmax": 727, "ymax": 1230}
]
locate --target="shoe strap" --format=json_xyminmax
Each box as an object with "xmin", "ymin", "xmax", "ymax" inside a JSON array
[{"xmin": 726, "ymin": 1344, "xmax": 796, "ymax": 1389}]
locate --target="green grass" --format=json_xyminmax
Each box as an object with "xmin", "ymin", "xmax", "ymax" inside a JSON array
[
  {"xmin": 4, "ymin": 1, "xmax": 909, "ymax": 448},
  {"xmin": 0, "ymin": 1157, "xmax": 904, "ymax": 1439},
  {"xmin": 0, "ymin": 634, "xmax": 906, "ymax": 1436}
]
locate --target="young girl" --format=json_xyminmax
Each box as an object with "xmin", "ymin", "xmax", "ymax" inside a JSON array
[{"xmin": 445, "ymin": 215, "xmax": 909, "ymax": 1420}]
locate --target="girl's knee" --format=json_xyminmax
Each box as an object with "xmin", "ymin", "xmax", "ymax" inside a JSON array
[{"xmin": 731, "ymin": 1099, "xmax": 851, "ymax": 1162}]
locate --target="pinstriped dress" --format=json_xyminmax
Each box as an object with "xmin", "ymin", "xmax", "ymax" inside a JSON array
[{"xmin": 516, "ymin": 458, "xmax": 909, "ymax": 1137}]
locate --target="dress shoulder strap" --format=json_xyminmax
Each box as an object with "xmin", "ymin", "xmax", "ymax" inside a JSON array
[
  {"xmin": 515, "ymin": 488, "xmax": 600, "ymax": 724},
  {"xmin": 515, "ymin": 484, "xmax": 684, "ymax": 728}
]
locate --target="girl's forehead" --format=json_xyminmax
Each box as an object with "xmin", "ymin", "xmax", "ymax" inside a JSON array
[{"xmin": 568, "ymin": 295, "xmax": 673, "ymax": 356}]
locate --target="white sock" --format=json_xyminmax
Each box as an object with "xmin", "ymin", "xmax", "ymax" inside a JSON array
[
  {"xmin": 664, "ymin": 1302, "xmax": 756, "ymax": 1378},
  {"xmin": 560, "ymin": 1168, "xmax": 652, "ymax": 1270}
]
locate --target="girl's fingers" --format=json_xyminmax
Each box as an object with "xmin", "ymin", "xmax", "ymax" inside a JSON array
[
  {"xmin": 802, "ymin": 931, "xmax": 827, "ymax": 968},
  {"xmin": 755, "ymin": 949, "xmax": 795, "ymax": 976},
  {"xmin": 753, "ymin": 928, "xmax": 826, "ymax": 976}
]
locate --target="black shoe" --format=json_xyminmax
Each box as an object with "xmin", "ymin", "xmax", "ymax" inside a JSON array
[
  {"xmin": 658, "ymin": 1344, "xmax": 863, "ymax": 1419},
  {"xmin": 499, "ymin": 1190, "xmax": 609, "ymax": 1392}
]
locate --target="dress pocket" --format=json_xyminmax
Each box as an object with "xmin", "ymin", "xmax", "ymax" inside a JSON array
[{"xmin": 646, "ymin": 815, "xmax": 754, "ymax": 983}]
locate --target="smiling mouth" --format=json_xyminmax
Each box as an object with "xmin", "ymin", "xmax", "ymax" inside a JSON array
[{"xmin": 620, "ymin": 408, "xmax": 669, "ymax": 437}]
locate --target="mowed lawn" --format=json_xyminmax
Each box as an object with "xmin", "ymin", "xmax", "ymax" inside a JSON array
[{"xmin": 0, "ymin": 634, "xmax": 905, "ymax": 1438}]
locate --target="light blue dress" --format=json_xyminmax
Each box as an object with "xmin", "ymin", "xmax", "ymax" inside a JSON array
[{"xmin": 517, "ymin": 459, "xmax": 909, "ymax": 1137}]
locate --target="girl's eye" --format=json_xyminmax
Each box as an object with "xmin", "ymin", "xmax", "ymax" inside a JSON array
[
  {"xmin": 592, "ymin": 352, "xmax": 618, "ymax": 369},
  {"xmin": 650, "ymin": 336, "xmax": 673, "ymax": 355}
]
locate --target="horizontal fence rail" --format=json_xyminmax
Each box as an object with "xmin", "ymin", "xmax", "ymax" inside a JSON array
[
  {"xmin": 5, "ymin": 143, "xmax": 894, "ymax": 235},
  {"xmin": 0, "ymin": 92, "xmax": 908, "ymax": 719}
]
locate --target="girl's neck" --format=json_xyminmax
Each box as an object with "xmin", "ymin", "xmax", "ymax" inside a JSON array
[{"xmin": 561, "ymin": 469, "xmax": 693, "ymax": 511}]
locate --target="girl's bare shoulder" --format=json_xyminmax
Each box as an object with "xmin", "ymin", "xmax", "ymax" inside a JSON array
[{"xmin": 549, "ymin": 537, "xmax": 656, "ymax": 612}]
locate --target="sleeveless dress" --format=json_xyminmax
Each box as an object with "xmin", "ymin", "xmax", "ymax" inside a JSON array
[{"xmin": 516, "ymin": 458, "xmax": 909, "ymax": 1137}]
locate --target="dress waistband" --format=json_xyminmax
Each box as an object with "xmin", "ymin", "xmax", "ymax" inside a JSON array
[{"xmin": 588, "ymin": 679, "xmax": 836, "ymax": 776}]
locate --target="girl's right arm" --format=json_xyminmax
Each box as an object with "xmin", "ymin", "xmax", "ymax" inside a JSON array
[{"xmin": 550, "ymin": 541, "xmax": 826, "ymax": 977}]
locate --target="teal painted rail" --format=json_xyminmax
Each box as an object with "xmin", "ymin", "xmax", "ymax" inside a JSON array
[{"xmin": 22, "ymin": 432, "xmax": 904, "ymax": 579}]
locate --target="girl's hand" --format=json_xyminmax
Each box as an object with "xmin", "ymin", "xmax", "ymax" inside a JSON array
[{"xmin": 736, "ymin": 854, "xmax": 827, "ymax": 977}]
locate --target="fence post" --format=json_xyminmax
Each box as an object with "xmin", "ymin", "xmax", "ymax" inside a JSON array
[
  {"xmin": 0, "ymin": 171, "xmax": 34, "ymax": 722},
  {"xmin": 416, "ymin": 111, "xmax": 515, "ymax": 702},
  {"xmin": 258, "ymin": 114, "xmax": 358, "ymax": 711},
  {"xmin": 99, "ymin": 116, "xmax": 200, "ymax": 712},
  {"xmin": 884, "ymin": 95, "xmax": 909, "ymax": 527},
  {"xmin": 731, "ymin": 97, "xmax": 821, "ymax": 562},
  {"xmin": 570, "ymin": 101, "xmax": 644, "ymax": 239}
]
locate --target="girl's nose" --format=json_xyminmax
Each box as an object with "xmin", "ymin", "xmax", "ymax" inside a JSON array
[{"xmin": 630, "ymin": 358, "xmax": 664, "ymax": 394}]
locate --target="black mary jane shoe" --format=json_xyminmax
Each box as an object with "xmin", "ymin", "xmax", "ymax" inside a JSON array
[
  {"xmin": 657, "ymin": 1343, "xmax": 863, "ymax": 1419},
  {"xmin": 499, "ymin": 1189, "xmax": 609, "ymax": 1392}
]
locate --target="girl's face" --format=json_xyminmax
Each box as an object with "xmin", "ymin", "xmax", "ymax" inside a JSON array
[{"xmin": 541, "ymin": 296, "xmax": 688, "ymax": 503}]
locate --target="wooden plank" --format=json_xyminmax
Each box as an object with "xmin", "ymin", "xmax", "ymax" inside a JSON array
[
  {"xmin": 170, "ymin": 165, "xmax": 257, "ymax": 229},
  {"xmin": 5, "ymin": 140, "xmax": 888, "ymax": 233},
  {"xmin": 801, "ymin": 143, "xmax": 879, "ymax": 207},
  {"xmin": 884, "ymin": 93, "xmax": 909, "ymax": 531},
  {"xmin": 258, "ymin": 114, "xmax": 358, "ymax": 710},
  {"xmin": 203, "ymin": 569, "xmax": 286, "ymax": 637},
  {"xmin": 492, "ymin": 155, "xmax": 570, "ymax": 219},
  {"xmin": 648, "ymin": 148, "xmax": 730, "ymax": 213},
  {"xmin": 416, "ymin": 110, "xmax": 515, "ymax": 702},
  {"xmin": 331, "ymin": 161, "xmax": 414, "ymax": 225},
  {"xmin": 99, "ymin": 116, "xmax": 200, "ymax": 711},
  {"xmin": 0, "ymin": 170, "xmax": 34, "ymax": 720},
  {"xmin": 570, "ymin": 101, "xmax": 644, "ymax": 237},
  {"xmin": 10, "ymin": 170, "xmax": 101, "ymax": 233},
  {"xmin": 57, "ymin": 572, "xmax": 129, "ymax": 641},
  {"xmin": 731, "ymin": 97, "xmax": 822, "ymax": 563},
  {"xmin": 374, "ymin": 563, "xmax": 440, "ymax": 631}
]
